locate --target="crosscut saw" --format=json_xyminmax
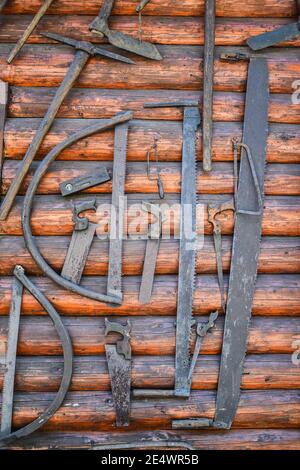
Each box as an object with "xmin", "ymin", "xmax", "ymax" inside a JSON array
[
  {"xmin": 247, "ymin": 0, "xmax": 300, "ymax": 50},
  {"xmin": 172, "ymin": 56, "xmax": 269, "ymax": 430},
  {"xmin": 89, "ymin": 0, "xmax": 162, "ymax": 60}
]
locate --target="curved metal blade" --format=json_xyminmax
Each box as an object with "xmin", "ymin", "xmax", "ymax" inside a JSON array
[{"xmin": 103, "ymin": 29, "xmax": 162, "ymax": 60}]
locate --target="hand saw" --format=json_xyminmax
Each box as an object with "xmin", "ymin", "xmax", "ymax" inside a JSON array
[
  {"xmin": 89, "ymin": 0, "xmax": 162, "ymax": 60},
  {"xmin": 0, "ymin": 80, "xmax": 8, "ymax": 201},
  {"xmin": 247, "ymin": 0, "xmax": 300, "ymax": 50},
  {"xmin": 171, "ymin": 57, "xmax": 269, "ymax": 430}
]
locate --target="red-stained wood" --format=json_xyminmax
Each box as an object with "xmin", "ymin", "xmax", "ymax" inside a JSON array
[
  {"xmin": 2, "ymin": 16, "xmax": 300, "ymax": 48},
  {"xmin": 0, "ymin": 45, "xmax": 298, "ymax": 93},
  {"xmin": 2, "ymin": 0, "xmax": 297, "ymax": 18},
  {"xmin": 0, "ymin": 236, "xmax": 298, "ymax": 276},
  {"xmin": 0, "ymin": 195, "xmax": 298, "ymax": 237},
  {"xmin": 2, "ymin": 161, "xmax": 299, "ymax": 196},
  {"xmin": 0, "ymin": 275, "xmax": 298, "ymax": 316},
  {"xmin": 0, "ymin": 316, "xmax": 298, "ymax": 356},
  {"xmin": 0, "ymin": 390, "xmax": 299, "ymax": 430},
  {"xmin": 8, "ymin": 88, "xmax": 300, "ymax": 124},
  {"xmin": 3, "ymin": 429, "xmax": 300, "ymax": 450}
]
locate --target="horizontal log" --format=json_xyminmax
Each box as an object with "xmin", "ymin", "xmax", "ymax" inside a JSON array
[
  {"xmin": 8, "ymin": 88, "xmax": 300, "ymax": 124},
  {"xmin": 0, "ymin": 195, "xmax": 299, "ymax": 236},
  {"xmin": 2, "ymin": 16, "xmax": 300, "ymax": 47},
  {"xmin": 0, "ymin": 390, "xmax": 299, "ymax": 430},
  {"xmin": 0, "ymin": 316, "xmax": 298, "ymax": 356},
  {"xmin": 2, "ymin": 161, "xmax": 299, "ymax": 196},
  {"xmin": 4, "ymin": 119, "xmax": 300, "ymax": 163},
  {"xmin": 3, "ymin": 429, "xmax": 300, "ymax": 451},
  {"xmin": 4, "ymin": 118, "xmax": 300, "ymax": 164},
  {"xmin": 1, "ymin": 1, "xmax": 297, "ymax": 17},
  {"xmin": 0, "ymin": 45, "xmax": 299, "ymax": 93},
  {"xmin": 1, "ymin": 237, "xmax": 298, "ymax": 276},
  {"xmin": 0, "ymin": 275, "xmax": 298, "ymax": 316},
  {"xmin": 0, "ymin": 355, "xmax": 299, "ymax": 392}
]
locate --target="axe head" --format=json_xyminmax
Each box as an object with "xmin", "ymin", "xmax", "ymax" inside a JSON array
[{"xmin": 41, "ymin": 32, "xmax": 135, "ymax": 64}]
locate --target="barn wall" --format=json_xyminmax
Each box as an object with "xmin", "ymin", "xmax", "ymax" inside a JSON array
[{"xmin": 0, "ymin": 0, "xmax": 300, "ymax": 450}]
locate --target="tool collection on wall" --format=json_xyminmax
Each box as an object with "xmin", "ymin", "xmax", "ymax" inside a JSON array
[{"xmin": 0, "ymin": 0, "xmax": 295, "ymax": 450}]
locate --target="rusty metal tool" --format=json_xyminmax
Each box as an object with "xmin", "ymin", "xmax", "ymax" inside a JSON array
[
  {"xmin": 89, "ymin": 0, "xmax": 162, "ymax": 60},
  {"xmin": 7, "ymin": 0, "xmax": 55, "ymax": 64},
  {"xmin": 136, "ymin": 0, "xmax": 151, "ymax": 12},
  {"xmin": 202, "ymin": 0, "xmax": 216, "ymax": 172},
  {"xmin": 247, "ymin": 0, "xmax": 300, "ymax": 50},
  {"xmin": 171, "ymin": 57, "xmax": 269, "ymax": 430},
  {"xmin": 0, "ymin": 32, "xmax": 134, "ymax": 221},
  {"xmin": 0, "ymin": 80, "xmax": 8, "ymax": 200},
  {"xmin": 106, "ymin": 121, "xmax": 129, "ymax": 302},
  {"xmin": 133, "ymin": 312, "xmax": 218, "ymax": 398},
  {"xmin": 1, "ymin": 276, "xmax": 23, "ymax": 435},
  {"xmin": 61, "ymin": 199, "xmax": 97, "ymax": 285},
  {"xmin": 207, "ymin": 199, "xmax": 235, "ymax": 312},
  {"xmin": 105, "ymin": 318, "xmax": 132, "ymax": 427},
  {"xmin": 0, "ymin": 266, "xmax": 73, "ymax": 445},
  {"xmin": 146, "ymin": 139, "xmax": 164, "ymax": 199},
  {"xmin": 22, "ymin": 113, "xmax": 133, "ymax": 305},
  {"xmin": 139, "ymin": 201, "xmax": 164, "ymax": 304},
  {"xmin": 60, "ymin": 167, "xmax": 110, "ymax": 196}
]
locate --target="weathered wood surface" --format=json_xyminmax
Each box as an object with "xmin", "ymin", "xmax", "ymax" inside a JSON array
[
  {"xmin": 8, "ymin": 88, "xmax": 300, "ymax": 123},
  {"xmin": 0, "ymin": 275, "xmax": 299, "ymax": 316},
  {"xmin": 3, "ymin": 429, "xmax": 300, "ymax": 451},
  {"xmin": 1, "ymin": 237, "xmax": 298, "ymax": 276},
  {"xmin": 2, "ymin": 16, "xmax": 300, "ymax": 47},
  {"xmin": 1, "ymin": 1, "xmax": 298, "ymax": 17},
  {"xmin": 4, "ymin": 119, "xmax": 300, "ymax": 163},
  {"xmin": 0, "ymin": 355, "xmax": 299, "ymax": 392},
  {"xmin": 1, "ymin": 196, "xmax": 299, "ymax": 236},
  {"xmin": 0, "ymin": 316, "xmax": 298, "ymax": 356},
  {"xmin": 2, "ymin": 162, "xmax": 300, "ymax": 196},
  {"xmin": 0, "ymin": 45, "xmax": 299, "ymax": 93},
  {"xmin": 0, "ymin": 390, "xmax": 299, "ymax": 430}
]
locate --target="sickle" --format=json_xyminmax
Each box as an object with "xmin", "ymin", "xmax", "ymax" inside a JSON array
[
  {"xmin": 22, "ymin": 112, "xmax": 132, "ymax": 305},
  {"xmin": 0, "ymin": 265, "xmax": 73, "ymax": 445}
]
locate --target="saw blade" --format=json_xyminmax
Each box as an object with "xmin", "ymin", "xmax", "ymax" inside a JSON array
[
  {"xmin": 174, "ymin": 106, "xmax": 201, "ymax": 397},
  {"xmin": 214, "ymin": 57, "xmax": 269, "ymax": 429}
]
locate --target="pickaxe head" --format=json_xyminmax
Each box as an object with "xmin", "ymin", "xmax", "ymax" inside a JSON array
[{"xmin": 41, "ymin": 32, "xmax": 135, "ymax": 64}]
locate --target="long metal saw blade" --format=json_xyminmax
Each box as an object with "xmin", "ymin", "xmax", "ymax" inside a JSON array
[
  {"xmin": 247, "ymin": 21, "xmax": 300, "ymax": 50},
  {"xmin": 1, "ymin": 277, "xmax": 23, "ymax": 435},
  {"xmin": 107, "ymin": 121, "xmax": 129, "ymax": 301},
  {"xmin": 214, "ymin": 58, "xmax": 269, "ymax": 429},
  {"xmin": 0, "ymin": 80, "xmax": 8, "ymax": 200},
  {"xmin": 174, "ymin": 107, "xmax": 200, "ymax": 397}
]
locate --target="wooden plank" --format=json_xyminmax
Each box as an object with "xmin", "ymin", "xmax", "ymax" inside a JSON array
[
  {"xmin": 1, "ymin": 236, "xmax": 299, "ymax": 276},
  {"xmin": 0, "ymin": 316, "xmax": 298, "ymax": 356},
  {"xmin": 4, "ymin": 119, "xmax": 300, "ymax": 164},
  {"xmin": 0, "ymin": 45, "xmax": 299, "ymax": 93},
  {"xmin": 8, "ymin": 89, "xmax": 300, "ymax": 124},
  {"xmin": 0, "ymin": 274, "xmax": 298, "ymax": 316},
  {"xmin": 3, "ymin": 1, "xmax": 298, "ymax": 18},
  {"xmin": 0, "ymin": 195, "xmax": 299, "ymax": 236},
  {"xmin": 0, "ymin": 389, "xmax": 299, "ymax": 430},
  {"xmin": 2, "ymin": 161, "xmax": 300, "ymax": 196},
  {"xmin": 3, "ymin": 16, "xmax": 300, "ymax": 48},
  {"xmin": 0, "ymin": 355, "xmax": 299, "ymax": 392},
  {"xmin": 2, "ymin": 429, "xmax": 300, "ymax": 450}
]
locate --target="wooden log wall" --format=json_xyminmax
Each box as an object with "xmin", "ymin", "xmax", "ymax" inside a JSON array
[{"xmin": 0, "ymin": 0, "xmax": 299, "ymax": 450}]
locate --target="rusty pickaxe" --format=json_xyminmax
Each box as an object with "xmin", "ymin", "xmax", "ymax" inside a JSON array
[
  {"xmin": 0, "ymin": 32, "xmax": 134, "ymax": 221},
  {"xmin": 89, "ymin": 0, "xmax": 162, "ymax": 60}
]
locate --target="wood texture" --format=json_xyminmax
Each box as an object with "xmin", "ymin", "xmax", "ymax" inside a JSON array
[
  {"xmin": 4, "ymin": 119, "xmax": 300, "ymax": 163},
  {"xmin": 0, "ymin": 275, "xmax": 298, "ymax": 316},
  {"xmin": 3, "ymin": 429, "xmax": 300, "ymax": 450},
  {"xmin": 0, "ymin": 316, "xmax": 298, "ymax": 356},
  {"xmin": 0, "ymin": 45, "xmax": 299, "ymax": 93},
  {"xmin": 0, "ymin": 390, "xmax": 299, "ymax": 430},
  {"xmin": 0, "ymin": 355, "xmax": 299, "ymax": 392},
  {"xmin": 2, "ymin": 1, "xmax": 298, "ymax": 17},
  {"xmin": 1, "ymin": 196, "xmax": 298, "ymax": 236}
]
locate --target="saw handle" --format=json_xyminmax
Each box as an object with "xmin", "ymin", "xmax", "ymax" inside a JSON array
[
  {"xmin": 105, "ymin": 318, "xmax": 131, "ymax": 359},
  {"xmin": 72, "ymin": 199, "xmax": 97, "ymax": 231}
]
